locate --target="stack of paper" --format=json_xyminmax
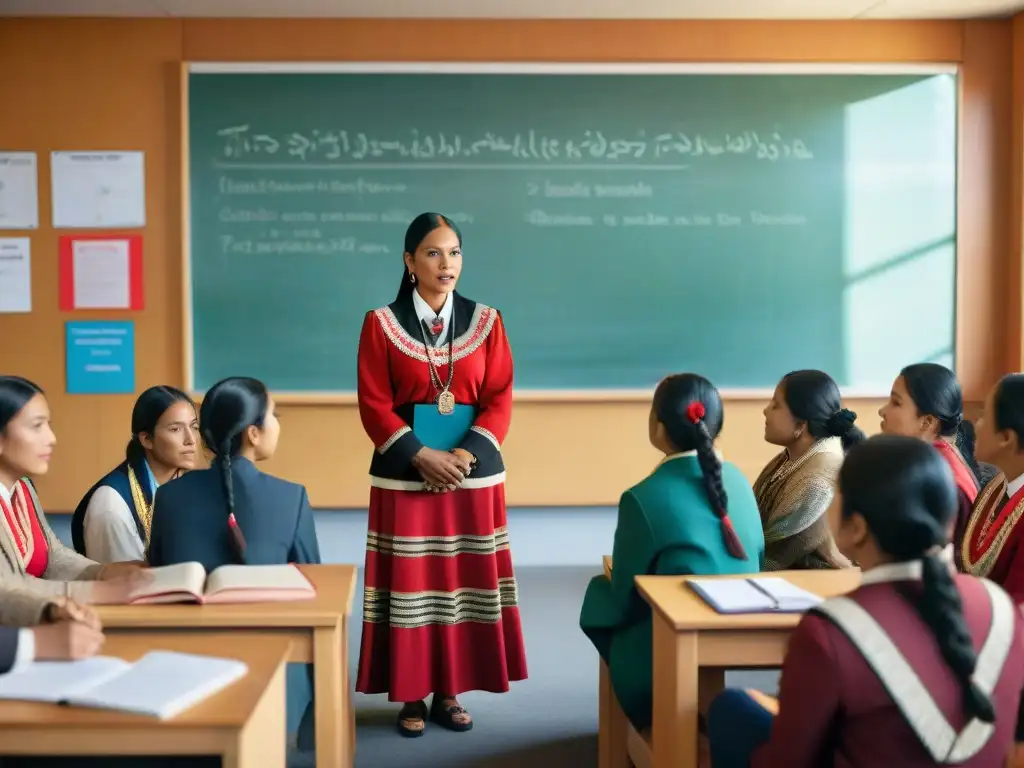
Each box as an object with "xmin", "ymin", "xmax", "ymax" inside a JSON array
[{"xmin": 687, "ymin": 576, "xmax": 823, "ymax": 614}]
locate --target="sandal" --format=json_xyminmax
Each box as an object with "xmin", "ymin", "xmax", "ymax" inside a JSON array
[
  {"xmin": 430, "ymin": 695, "xmax": 474, "ymax": 732},
  {"xmin": 397, "ymin": 700, "xmax": 427, "ymax": 738}
]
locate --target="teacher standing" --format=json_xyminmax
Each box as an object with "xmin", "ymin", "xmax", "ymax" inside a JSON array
[{"xmin": 354, "ymin": 212, "xmax": 528, "ymax": 737}]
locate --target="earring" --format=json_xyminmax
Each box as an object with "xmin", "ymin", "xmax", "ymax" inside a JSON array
[{"xmin": 408, "ymin": 273, "xmax": 417, "ymax": 284}]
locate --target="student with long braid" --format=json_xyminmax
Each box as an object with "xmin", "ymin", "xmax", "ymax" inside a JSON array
[
  {"xmin": 146, "ymin": 376, "xmax": 322, "ymax": 749},
  {"xmin": 579, "ymin": 373, "xmax": 764, "ymax": 732},
  {"xmin": 707, "ymin": 434, "xmax": 1024, "ymax": 768},
  {"xmin": 147, "ymin": 376, "xmax": 320, "ymax": 570}
]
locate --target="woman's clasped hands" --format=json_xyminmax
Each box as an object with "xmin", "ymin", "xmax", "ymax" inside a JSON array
[{"xmin": 412, "ymin": 447, "xmax": 475, "ymax": 493}]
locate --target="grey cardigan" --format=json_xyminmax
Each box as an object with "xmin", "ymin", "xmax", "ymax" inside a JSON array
[{"xmin": 0, "ymin": 480, "xmax": 102, "ymax": 624}]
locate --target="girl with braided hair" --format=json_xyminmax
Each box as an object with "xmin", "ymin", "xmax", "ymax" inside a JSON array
[
  {"xmin": 708, "ymin": 434, "xmax": 1024, "ymax": 768},
  {"xmin": 147, "ymin": 376, "xmax": 320, "ymax": 570},
  {"xmin": 580, "ymin": 373, "xmax": 764, "ymax": 732},
  {"xmin": 146, "ymin": 376, "xmax": 322, "ymax": 750}
]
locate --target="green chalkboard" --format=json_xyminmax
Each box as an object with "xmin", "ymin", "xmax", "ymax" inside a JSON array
[{"xmin": 186, "ymin": 67, "xmax": 958, "ymax": 393}]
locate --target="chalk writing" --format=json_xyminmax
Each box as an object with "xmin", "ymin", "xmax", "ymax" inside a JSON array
[
  {"xmin": 217, "ymin": 177, "xmax": 408, "ymax": 195},
  {"xmin": 219, "ymin": 235, "xmax": 390, "ymax": 255},
  {"xmin": 529, "ymin": 181, "xmax": 654, "ymax": 198},
  {"xmin": 216, "ymin": 126, "xmax": 813, "ymax": 165}
]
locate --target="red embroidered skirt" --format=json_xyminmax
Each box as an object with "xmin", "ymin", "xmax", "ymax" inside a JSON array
[{"xmin": 355, "ymin": 485, "xmax": 528, "ymax": 702}]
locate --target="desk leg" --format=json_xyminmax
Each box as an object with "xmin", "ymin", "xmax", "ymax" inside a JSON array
[
  {"xmin": 599, "ymin": 659, "xmax": 630, "ymax": 768},
  {"xmin": 651, "ymin": 619, "xmax": 699, "ymax": 768},
  {"xmin": 314, "ymin": 620, "xmax": 346, "ymax": 767},
  {"xmin": 224, "ymin": 659, "xmax": 287, "ymax": 768}
]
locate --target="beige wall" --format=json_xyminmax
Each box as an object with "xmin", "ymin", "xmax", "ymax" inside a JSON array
[{"xmin": 0, "ymin": 18, "xmax": 1013, "ymax": 509}]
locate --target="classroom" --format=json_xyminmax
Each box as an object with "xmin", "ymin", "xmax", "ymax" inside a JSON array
[{"xmin": 1, "ymin": 0, "xmax": 1024, "ymax": 766}]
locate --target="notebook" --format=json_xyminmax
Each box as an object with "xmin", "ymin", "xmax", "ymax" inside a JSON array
[
  {"xmin": 96, "ymin": 562, "xmax": 316, "ymax": 605},
  {"xmin": 687, "ymin": 576, "xmax": 823, "ymax": 614},
  {"xmin": 413, "ymin": 404, "xmax": 475, "ymax": 451},
  {"xmin": 0, "ymin": 651, "xmax": 248, "ymax": 719}
]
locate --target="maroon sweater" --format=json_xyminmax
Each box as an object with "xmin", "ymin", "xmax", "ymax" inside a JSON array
[{"xmin": 754, "ymin": 572, "xmax": 1024, "ymax": 768}]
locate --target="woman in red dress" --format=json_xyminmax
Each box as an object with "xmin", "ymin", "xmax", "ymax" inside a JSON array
[
  {"xmin": 0, "ymin": 376, "xmax": 143, "ymax": 602},
  {"xmin": 354, "ymin": 213, "xmax": 528, "ymax": 737},
  {"xmin": 879, "ymin": 363, "xmax": 980, "ymax": 566}
]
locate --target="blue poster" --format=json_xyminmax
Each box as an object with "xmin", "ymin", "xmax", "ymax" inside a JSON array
[{"xmin": 65, "ymin": 321, "xmax": 135, "ymax": 394}]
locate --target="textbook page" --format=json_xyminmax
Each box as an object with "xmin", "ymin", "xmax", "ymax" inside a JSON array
[
  {"xmin": 65, "ymin": 651, "xmax": 248, "ymax": 719},
  {"xmin": 204, "ymin": 564, "xmax": 316, "ymax": 603},
  {"xmin": 0, "ymin": 656, "xmax": 130, "ymax": 702},
  {"xmin": 128, "ymin": 562, "xmax": 208, "ymax": 604}
]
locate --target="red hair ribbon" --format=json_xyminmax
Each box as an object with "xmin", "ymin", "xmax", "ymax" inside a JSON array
[{"xmin": 686, "ymin": 401, "xmax": 706, "ymax": 423}]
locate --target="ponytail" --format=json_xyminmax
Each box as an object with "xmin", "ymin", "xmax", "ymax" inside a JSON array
[
  {"xmin": 690, "ymin": 407, "xmax": 748, "ymax": 561},
  {"xmin": 955, "ymin": 419, "xmax": 981, "ymax": 481},
  {"xmin": 916, "ymin": 552, "xmax": 995, "ymax": 724}
]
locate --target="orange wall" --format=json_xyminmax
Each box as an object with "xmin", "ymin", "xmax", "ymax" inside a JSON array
[{"xmin": 0, "ymin": 18, "xmax": 1014, "ymax": 510}]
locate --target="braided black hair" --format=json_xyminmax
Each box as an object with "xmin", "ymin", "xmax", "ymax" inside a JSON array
[
  {"xmin": 838, "ymin": 435, "xmax": 995, "ymax": 725},
  {"xmin": 199, "ymin": 377, "xmax": 268, "ymax": 563},
  {"xmin": 654, "ymin": 373, "xmax": 748, "ymax": 560}
]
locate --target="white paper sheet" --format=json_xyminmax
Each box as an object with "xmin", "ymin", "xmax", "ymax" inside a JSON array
[
  {"xmin": 72, "ymin": 238, "xmax": 130, "ymax": 309},
  {"xmin": 51, "ymin": 151, "xmax": 145, "ymax": 228},
  {"xmin": 0, "ymin": 152, "xmax": 39, "ymax": 229},
  {"xmin": 0, "ymin": 237, "xmax": 32, "ymax": 313}
]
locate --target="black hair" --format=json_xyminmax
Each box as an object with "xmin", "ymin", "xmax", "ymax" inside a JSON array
[
  {"xmin": 125, "ymin": 386, "xmax": 195, "ymax": 505},
  {"xmin": 653, "ymin": 373, "xmax": 747, "ymax": 560},
  {"xmin": 395, "ymin": 212, "xmax": 463, "ymax": 302},
  {"xmin": 838, "ymin": 434, "xmax": 995, "ymax": 726},
  {"xmin": 992, "ymin": 373, "xmax": 1024, "ymax": 453},
  {"xmin": 0, "ymin": 376, "xmax": 44, "ymax": 433},
  {"xmin": 900, "ymin": 363, "xmax": 979, "ymax": 479},
  {"xmin": 780, "ymin": 369, "xmax": 866, "ymax": 453},
  {"xmin": 199, "ymin": 377, "xmax": 269, "ymax": 561}
]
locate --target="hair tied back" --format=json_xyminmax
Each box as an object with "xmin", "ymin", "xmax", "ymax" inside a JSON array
[
  {"xmin": 686, "ymin": 401, "xmax": 706, "ymax": 423},
  {"xmin": 826, "ymin": 407, "xmax": 857, "ymax": 436}
]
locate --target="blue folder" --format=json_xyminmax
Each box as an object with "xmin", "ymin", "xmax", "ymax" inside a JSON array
[{"xmin": 413, "ymin": 404, "xmax": 475, "ymax": 451}]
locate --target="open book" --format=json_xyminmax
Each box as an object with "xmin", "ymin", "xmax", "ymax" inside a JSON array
[
  {"xmin": 687, "ymin": 576, "xmax": 823, "ymax": 614},
  {"xmin": 124, "ymin": 562, "xmax": 316, "ymax": 605},
  {"xmin": 0, "ymin": 651, "xmax": 247, "ymax": 719}
]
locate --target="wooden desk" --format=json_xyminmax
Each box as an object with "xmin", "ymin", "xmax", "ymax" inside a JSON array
[
  {"xmin": 0, "ymin": 632, "xmax": 290, "ymax": 767},
  {"xmin": 96, "ymin": 564, "xmax": 357, "ymax": 767},
  {"xmin": 633, "ymin": 569, "xmax": 861, "ymax": 768}
]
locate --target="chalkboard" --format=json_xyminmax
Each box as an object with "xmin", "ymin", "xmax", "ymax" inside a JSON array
[{"xmin": 186, "ymin": 65, "xmax": 958, "ymax": 394}]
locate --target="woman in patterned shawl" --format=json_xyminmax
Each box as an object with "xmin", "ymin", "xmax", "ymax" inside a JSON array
[{"xmin": 755, "ymin": 370, "xmax": 865, "ymax": 569}]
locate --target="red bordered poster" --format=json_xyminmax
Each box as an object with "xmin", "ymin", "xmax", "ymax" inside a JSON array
[{"xmin": 58, "ymin": 234, "xmax": 143, "ymax": 311}]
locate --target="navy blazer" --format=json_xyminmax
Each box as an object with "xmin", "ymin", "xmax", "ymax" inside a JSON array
[
  {"xmin": 0, "ymin": 626, "xmax": 19, "ymax": 674},
  {"xmin": 147, "ymin": 456, "xmax": 321, "ymax": 571}
]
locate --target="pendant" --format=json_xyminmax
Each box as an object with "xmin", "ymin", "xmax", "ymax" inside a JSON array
[{"xmin": 437, "ymin": 389, "xmax": 456, "ymax": 415}]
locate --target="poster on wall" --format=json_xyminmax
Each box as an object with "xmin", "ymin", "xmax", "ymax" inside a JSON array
[
  {"xmin": 65, "ymin": 320, "xmax": 135, "ymax": 394},
  {"xmin": 0, "ymin": 152, "xmax": 39, "ymax": 230},
  {"xmin": 51, "ymin": 151, "xmax": 145, "ymax": 229},
  {"xmin": 59, "ymin": 234, "xmax": 143, "ymax": 310},
  {"xmin": 0, "ymin": 238, "xmax": 31, "ymax": 313}
]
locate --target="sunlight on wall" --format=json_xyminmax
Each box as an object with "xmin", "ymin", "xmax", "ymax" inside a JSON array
[{"xmin": 842, "ymin": 75, "xmax": 957, "ymax": 390}]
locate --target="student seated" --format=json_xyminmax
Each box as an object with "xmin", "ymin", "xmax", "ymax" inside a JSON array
[
  {"xmin": 579, "ymin": 373, "xmax": 764, "ymax": 732},
  {"xmin": 707, "ymin": 434, "xmax": 1024, "ymax": 768},
  {"xmin": 0, "ymin": 376, "xmax": 143, "ymax": 601},
  {"xmin": 963, "ymin": 373, "xmax": 1024, "ymax": 602},
  {"xmin": 756, "ymin": 370, "xmax": 864, "ymax": 569},
  {"xmin": 147, "ymin": 376, "xmax": 321, "ymax": 569},
  {"xmin": 71, "ymin": 386, "xmax": 199, "ymax": 563},
  {"xmin": 146, "ymin": 376, "xmax": 322, "ymax": 752},
  {"xmin": 880, "ymin": 363, "xmax": 981, "ymax": 566}
]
